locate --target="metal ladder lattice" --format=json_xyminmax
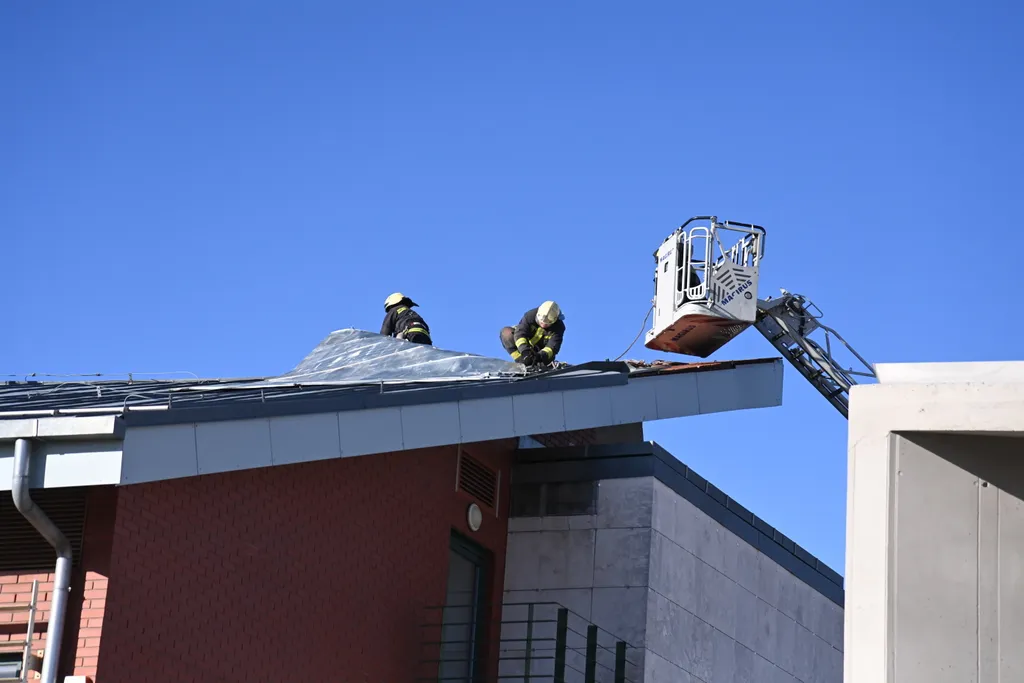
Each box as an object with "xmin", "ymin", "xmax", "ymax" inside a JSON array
[
  {"xmin": 0, "ymin": 580, "xmax": 40, "ymax": 683},
  {"xmin": 754, "ymin": 291, "xmax": 877, "ymax": 419}
]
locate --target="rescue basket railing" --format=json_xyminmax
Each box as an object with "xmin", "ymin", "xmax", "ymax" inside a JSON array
[{"xmin": 674, "ymin": 217, "xmax": 765, "ymax": 307}]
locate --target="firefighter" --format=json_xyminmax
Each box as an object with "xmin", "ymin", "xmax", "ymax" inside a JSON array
[
  {"xmin": 380, "ymin": 293, "xmax": 432, "ymax": 345},
  {"xmin": 500, "ymin": 301, "xmax": 565, "ymax": 368}
]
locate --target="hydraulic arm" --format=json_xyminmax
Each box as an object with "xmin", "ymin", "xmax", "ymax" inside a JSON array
[{"xmin": 754, "ymin": 290, "xmax": 876, "ymax": 418}]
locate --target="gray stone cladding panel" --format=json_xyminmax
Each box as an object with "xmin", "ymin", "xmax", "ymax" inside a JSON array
[
  {"xmin": 654, "ymin": 479, "xmax": 844, "ymax": 652},
  {"xmin": 505, "ymin": 529, "xmax": 596, "ymax": 591},
  {"xmin": 591, "ymin": 586, "xmax": 649, "ymax": 651},
  {"xmin": 597, "ymin": 477, "xmax": 654, "ymax": 529},
  {"xmin": 644, "ymin": 650, "xmax": 699, "ymax": 683},
  {"xmin": 594, "ymin": 528, "xmax": 652, "ymax": 588}
]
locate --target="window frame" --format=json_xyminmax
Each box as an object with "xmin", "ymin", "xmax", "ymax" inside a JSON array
[{"xmin": 439, "ymin": 531, "xmax": 491, "ymax": 683}]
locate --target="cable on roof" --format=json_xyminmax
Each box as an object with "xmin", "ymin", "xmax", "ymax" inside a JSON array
[
  {"xmin": 3, "ymin": 371, "xmax": 200, "ymax": 380},
  {"xmin": 611, "ymin": 305, "xmax": 653, "ymax": 362}
]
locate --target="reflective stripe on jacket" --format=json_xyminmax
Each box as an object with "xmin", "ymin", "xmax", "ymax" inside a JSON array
[{"xmin": 381, "ymin": 306, "xmax": 431, "ymax": 340}]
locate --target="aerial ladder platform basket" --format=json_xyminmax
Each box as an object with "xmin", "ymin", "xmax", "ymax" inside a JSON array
[
  {"xmin": 646, "ymin": 216, "xmax": 765, "ymax": 358},
  {"xmin": 645, "ymin": 215, "xmax": 876, "ymax": 419}
]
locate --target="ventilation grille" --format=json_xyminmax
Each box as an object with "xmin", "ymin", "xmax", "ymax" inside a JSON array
[
  {"xmin": 457, "ymin": 454, "xmax": 497, "ymax": 508},
  {"xmin": 0, "ymin": 488, "xmax": 87, "ymax": 572}
]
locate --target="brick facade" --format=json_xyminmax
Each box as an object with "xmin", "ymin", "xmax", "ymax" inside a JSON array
[
  {"xmin": 1, "ymin": 487, "xmax": 115, "ymax": 682},
  {"xmin": 94, "ymin": 440, "xmax": 514, "ymax": 682},
  {"xmin": 0, "ymin": 570, "xmax": 53, "ymax": 666},
  {"xmin": 64, "ymin": 488, "xmax": 117, "ymax": 679}
]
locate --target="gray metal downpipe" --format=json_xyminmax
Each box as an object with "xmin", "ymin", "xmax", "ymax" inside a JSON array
[{"xmin": 12, "ymin": 439, "xmax": 72, "ymax": 683}]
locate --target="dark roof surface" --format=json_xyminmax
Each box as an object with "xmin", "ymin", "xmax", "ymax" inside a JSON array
[
  {"xmin": 0, "ymin": 358, "xmax": 780, "ymax": 428},
  {"xmin": 0, "ymin": 326, "xmax": 778, "ymax": 426}
]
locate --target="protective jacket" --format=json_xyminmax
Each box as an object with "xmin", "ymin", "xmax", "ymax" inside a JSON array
[
  {"xmin": 381, "ymin": 305, "xmax": 432, "ymax": 344},
  {"xmin": 514, "ymin": 308, "xmax": 565, "ymax": 364}
]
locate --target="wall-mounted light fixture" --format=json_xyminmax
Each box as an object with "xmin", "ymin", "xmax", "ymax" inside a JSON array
[{"xmin": 467, "ymin": 503, "xmax": 483, "ymax": 532}]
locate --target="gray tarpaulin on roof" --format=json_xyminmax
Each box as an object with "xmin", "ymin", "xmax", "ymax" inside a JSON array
[{"xmin": 267, "ymin": 329, "xmax": 526, "ymax": 384}]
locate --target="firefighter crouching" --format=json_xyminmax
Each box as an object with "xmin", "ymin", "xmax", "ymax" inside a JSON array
[
  {"xmin": 500, "ymin": 301, "xmax": 564, "ymax": 368},
  {"xmin": 380, "ymin": 293, "xmax": 432, "ymax": 345}
]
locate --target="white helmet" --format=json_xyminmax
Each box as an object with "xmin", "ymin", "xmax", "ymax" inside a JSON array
[
  {"xmin": 536, "ymin": 301, "xmax": 561, "ymax": 328},
  {"xmin": 384, "ymin": 292, "xmax": 416, "ymax": 310}
]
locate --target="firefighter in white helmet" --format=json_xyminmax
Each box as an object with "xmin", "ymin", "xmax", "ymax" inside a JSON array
[
  {"xmin": 500, "ymin": 301, "xmax": 565, "ymax": 368},
  {"xmin": 380, "ymin": 293, "xmax": 432, "ymax": 345}
]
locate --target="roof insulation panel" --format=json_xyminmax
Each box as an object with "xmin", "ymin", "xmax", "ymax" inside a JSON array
[{"xmin": 270, "ymin": 329, "xmax": 525, "ymax": 384}]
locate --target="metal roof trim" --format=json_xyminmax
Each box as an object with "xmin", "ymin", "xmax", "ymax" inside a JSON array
[
  {"xmin": 0, "ymin": 358, "xmax": 780, "ymax": 429},
  {"xmin": 120, "ymin": 366, "xmax": 631, "ymax": 428}
]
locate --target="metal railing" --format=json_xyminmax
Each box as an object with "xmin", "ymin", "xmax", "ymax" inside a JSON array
[
  {"xmin": 418, "ymin": 600, "xmax": 642, "ymax": 683},
  {"xmin": 673, "ymin": 216, "xmax": 765, "ymax": 308}
]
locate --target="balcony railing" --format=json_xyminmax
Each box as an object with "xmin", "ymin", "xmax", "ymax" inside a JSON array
[{"xmin": 418, "ymin": 600, "xmax": 642, "ymax": 683}]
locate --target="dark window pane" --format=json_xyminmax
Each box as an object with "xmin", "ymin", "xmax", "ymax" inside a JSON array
[
  {"xmin": 439, "ymin": 552, "xmax": 479, "ymax": 682},
  {"xmin": 545, "ymin": 481, "xmax": 596, "ymax": 516},
  {"xmin": 0, "ymin": 654, "xmax": 22, "ymax": 681},
  {"xmin": 439, "ymin": 533, "xmax": 489, "ymax": 683},
  {"xmin": 510, "ymin": 481, "xmax": 597, "ymax": 517},
  {"xmin": 510, "ymin": 484, "xmax": 543, "ymax": 517}
]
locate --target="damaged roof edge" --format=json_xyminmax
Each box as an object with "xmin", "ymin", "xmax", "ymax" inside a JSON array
[{"xmin": 119, "ymin": 357, "xmax": 781, "ymax": 428}]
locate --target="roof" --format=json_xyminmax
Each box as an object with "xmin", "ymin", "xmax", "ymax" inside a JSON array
[
  {"xmin": 0, "ymin": 358, "xmax": 773, "ymax": 424},
  {"xmin": 0, "ymin": 328, "xmax": 777, "ymax": 428},
  {"xmin": 0, "ymin": 330, "xmax": 785, "ymax": 491}
]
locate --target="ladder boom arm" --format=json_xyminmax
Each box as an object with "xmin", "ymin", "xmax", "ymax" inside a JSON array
[{"xmin": 753, "ymin": 291, "xmax": 876, "ymax": 419}]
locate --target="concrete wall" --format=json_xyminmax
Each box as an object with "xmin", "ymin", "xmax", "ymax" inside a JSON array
[
  {"xmin": 845, "ymin": 362, "xmax": 1024, "ymax": 683},
  {"xmin": 503, "ymin": 478, "xmax": 652, "ymax": 682},
  {"xmin": 505, "ymin": 476, "xmax": 843, "ymax": 682},
  {"xmin": 887, "ymin": 434, "xmax": 1024, "ymax": 683}
]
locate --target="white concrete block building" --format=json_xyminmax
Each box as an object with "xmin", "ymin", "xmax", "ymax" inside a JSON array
[{"xmin": 845, "ymin": 361, "xmax": 1024, "ymax": 683}]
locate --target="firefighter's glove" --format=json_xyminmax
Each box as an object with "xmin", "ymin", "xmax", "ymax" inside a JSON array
[{"xmin": 519, "ymin": 348, "xmax": 536, "ymax": 366}]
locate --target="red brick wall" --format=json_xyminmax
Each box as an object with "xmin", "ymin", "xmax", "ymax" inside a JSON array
[
  {"xmin": 0, "ymin": 487, "xmax": 116, "ymax": 682},
  {"xmin": 64, "ymin": 488, "xmax": 117, "ymax": 679},
  {"xmin": 97, "ymin": 440, "xmax": 514, "ymax": 683},
  {"xmin": 0, "ymin": 570, "xmax": 52, "ymax": 669}
]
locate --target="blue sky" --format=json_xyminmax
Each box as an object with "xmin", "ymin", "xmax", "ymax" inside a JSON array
[{"xmin": 4, "ymin": 1, "xmax": 1022, "ymax": 572}]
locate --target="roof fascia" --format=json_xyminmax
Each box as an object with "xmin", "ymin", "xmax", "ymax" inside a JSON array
[
  {"xmin": 116, "ymin": 359, "xmax": 782, "ymax": 486},
  {"xmin": 0, "ymin": 415, "xmax": 125, "ymax": 441},
  {"xmin": 0, "ymin": 438, "xmax": 122, "ymax": 491},
  {"xmin": 121, "ymin": 368, "xmax": 630, "ymax": 428},
  {"xmin": 0, "ymin": 359, "xmax": 783, "ymax": 493}
]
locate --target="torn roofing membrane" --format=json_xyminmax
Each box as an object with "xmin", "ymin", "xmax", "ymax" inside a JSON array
[{"xmin": 267, "ymin": 329, "xmax": 527, "ymax": 385}]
